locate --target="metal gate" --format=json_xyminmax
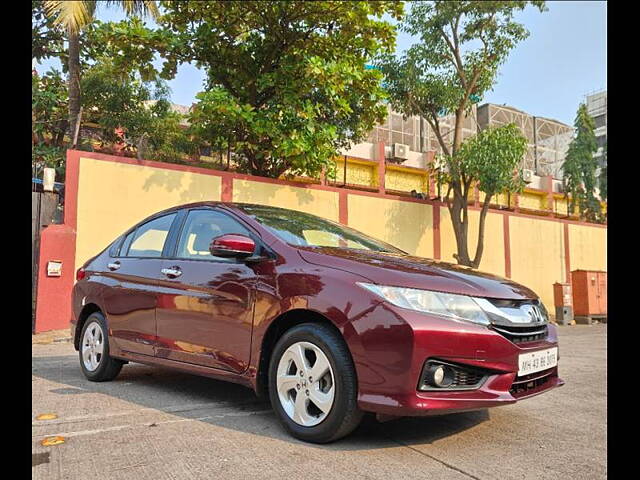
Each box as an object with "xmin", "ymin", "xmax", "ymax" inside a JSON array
[{"xmin": 32, "ymin": 191, "xmax": 62, "ymax": 332}]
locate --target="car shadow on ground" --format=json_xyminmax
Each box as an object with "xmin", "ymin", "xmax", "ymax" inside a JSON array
[{"xmin": 32, "ymin": 353, "xmax": 490, "ymax": 450}]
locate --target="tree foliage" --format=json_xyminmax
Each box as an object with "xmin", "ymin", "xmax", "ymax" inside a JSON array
[
  {"xmin": 32, "ymin": 70, "xmax": 68, "ymax": 177},
  {"xmin": 42, "ymin": 1, "xmax": 159, "ymax": 149},
  {"xmin": 378, "ymin": 0, "xmax": 545, "ymax": 268},
  {"xmin": 85, "ymin": 18, "xmax": 172, "ymax": 82},
  {"xmin": 458, "ymin": 124, "xmax": 527, "ymax": 195},
  {"xmin": 563, "ymin": 103, "xmax": 602, "ymax": 222},
  {"xmin": 599, "ymin": 143, "xmax": 607, "ymax": 203},
  {"xmin": 156, "ymin": 0, "xmax": 403, "ymax": 178},
  {"xmin": 83, "ymin": 62, "xmax": 169, "ymax": 148},
  {"xmin": 33, "ymin": 4, "xmax": 197, "ymax": 178},
  {"xmin": 32, "ymin": 0, "xmax": 65, "ymax": 62}
]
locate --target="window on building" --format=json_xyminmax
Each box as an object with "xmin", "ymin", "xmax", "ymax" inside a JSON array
[{"xmin": 364, "ymin": 108, "xmax": 427, "ymax": 152}]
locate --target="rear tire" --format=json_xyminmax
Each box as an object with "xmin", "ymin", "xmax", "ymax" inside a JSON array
[
  {"xmin": 78, "ymin": 312, "xmax": 123, "ymax": 382},
  {"xmin": 268, "ymin": 322, "xmax": 363, "ymax": 443}
]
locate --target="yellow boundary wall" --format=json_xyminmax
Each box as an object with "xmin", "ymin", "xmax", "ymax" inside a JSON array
[{"xmin": 74, "ymin": 154, "xmax": 606, "ymax": 311}]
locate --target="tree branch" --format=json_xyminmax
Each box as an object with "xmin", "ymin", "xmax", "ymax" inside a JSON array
[
  {"xmin": 472, "ymin": 193, "xmax": 493, "ymax": 267},
  {"xmin": 438, "ymin": 19, "xmax": 466, "ymax": 88},
  {"xmin": 424, "ymin": 114, "xmax": 451, "ymax": 158}
]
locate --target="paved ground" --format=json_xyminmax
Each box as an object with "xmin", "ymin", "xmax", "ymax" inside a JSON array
[
  {"xmin": 32, "ymin": 328, "xmax": 71, "ymax": 345},
  {"xmin": 32, "ymin": 325, "xmax": 606, "ymax": 480}
]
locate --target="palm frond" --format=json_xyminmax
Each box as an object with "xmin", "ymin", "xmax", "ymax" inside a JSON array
[
  {"xmin": 43, "ymin": 1, "xmax": 94, "ymax": 33},
  {"xmin": 105, "ymin": 1, "xmax": 160, "ymax": 19}
]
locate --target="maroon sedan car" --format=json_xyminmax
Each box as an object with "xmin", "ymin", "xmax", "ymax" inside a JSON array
[{"xmin": 71, "ymin": 202, "xmax": 563, "ymax": 443}]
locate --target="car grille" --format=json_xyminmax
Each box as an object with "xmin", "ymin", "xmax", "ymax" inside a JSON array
[
  {"xmin": 491, "ymin": 324, "xmax": 548, "ymax": 344},
  {"xmin": 509, "ymin": 368, "xmax": 554, "ymax": 397}
]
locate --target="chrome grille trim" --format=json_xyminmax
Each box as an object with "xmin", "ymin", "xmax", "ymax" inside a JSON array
[{"xmin": 492, "ymin": 326, "xmax": 548, "ymax": 337}]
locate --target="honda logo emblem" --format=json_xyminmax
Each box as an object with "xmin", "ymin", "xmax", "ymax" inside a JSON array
[{"xmin": 523, "ymin": 304, "xmax": 545, "ymax": 323}]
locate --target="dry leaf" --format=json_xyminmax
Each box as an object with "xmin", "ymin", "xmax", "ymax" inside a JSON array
[
  {"xmin": 36, "ymin": 413, "xmax": 58, "ymax": 421},
  {"xmin": 41, "ymin": 436, "xmax": 66, "ymax": 447}
]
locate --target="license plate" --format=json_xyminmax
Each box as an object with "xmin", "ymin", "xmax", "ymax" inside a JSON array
[{"xmin": 518, "ymin": 347, "xmax": 558, "ymax": 376}]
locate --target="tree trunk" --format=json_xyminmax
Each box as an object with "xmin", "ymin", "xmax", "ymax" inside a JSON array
[
  {"xmin": 67, "ymin": 30, "xmax": 81, "ymax": 148},
  {"xmin": 448, "ymin": 107, "xmax": 477, "ymax": 267},
  {"xmin": 136, "ymin": 134, "xmax": 149, "ymax": 160},
  {"xmin": 471, "ymin": 195, "xmax": 493, "ymax": 269},
  {"xmin": 54, "ymin": 119, "xmax": 68, "ymax": 147},
  {"xmin": 449, "ymin": 192, "xmax": 473, "ymax": 266}
]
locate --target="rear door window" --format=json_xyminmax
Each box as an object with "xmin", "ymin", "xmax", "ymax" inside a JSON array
[
  {"xmin": 126, "ymin": 213, "xmax": 177, "ymax": 258},
  {"xmin": 118, "ymin": 231, "xmax": 135, "ymax": 256}
]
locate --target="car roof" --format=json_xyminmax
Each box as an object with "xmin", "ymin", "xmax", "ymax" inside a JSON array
[{"xmin": 155, "ymin": 201, "xmax": 302, "ymax": 216}]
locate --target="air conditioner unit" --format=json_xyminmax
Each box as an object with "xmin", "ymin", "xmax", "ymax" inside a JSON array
[
  {"xmin": 393, "ymin": 143, "xmax": 409, "ymax": 161},
  {"xmin": 522, "ymin": 169, "xmax": 534, "ymax": 183}
]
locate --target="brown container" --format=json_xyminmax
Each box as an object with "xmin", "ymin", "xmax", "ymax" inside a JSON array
[
  {"xmin": 571, "ymin": 270, "xmax": 607, "ymax": 316},
  {"xmin": 553, "ymin": 283, "xmax": 573, "ymax": 307}
]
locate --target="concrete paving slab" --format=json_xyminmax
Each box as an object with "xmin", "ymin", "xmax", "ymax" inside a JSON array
[{"xmin": 32, "ymin": 325, "xmax": 607, "ymax": 480}]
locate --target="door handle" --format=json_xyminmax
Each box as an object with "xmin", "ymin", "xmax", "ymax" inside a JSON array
[
  {"xmin": 161, "ymin": 267, "xmax": 182, "ymax": 278},
  {"xmin": 107, "ymin": 261, "xmax": 121, "ymax": 271}
]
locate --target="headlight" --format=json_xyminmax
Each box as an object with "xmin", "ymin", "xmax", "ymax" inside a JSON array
[{"xmin": 357, "ymin": 283, "xmax": 490, "ymax": 326}]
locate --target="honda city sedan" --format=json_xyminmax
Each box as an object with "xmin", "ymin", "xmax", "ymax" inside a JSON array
[{"xmin": 71, "ymin": 202, "xmax": 564, "ymax": 443}]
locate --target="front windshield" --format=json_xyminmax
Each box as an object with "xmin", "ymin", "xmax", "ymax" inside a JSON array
[{"xmin": 238, "ymin": 205, "xmax": 405, "ymax": 254}]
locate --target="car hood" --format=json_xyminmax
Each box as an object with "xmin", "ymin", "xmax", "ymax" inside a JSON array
[{"xmin": 297, "ymin": 247, "xmax": 538, "ymax": 300}]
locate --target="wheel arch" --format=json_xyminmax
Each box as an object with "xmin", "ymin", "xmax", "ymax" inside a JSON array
[
  {"xmin": 255, "ymin": 308, "xmax": 355, "ymax": 400},
  {"xmin": 74, "ymin": 303, "xmax": 103, "ymax": 351}
]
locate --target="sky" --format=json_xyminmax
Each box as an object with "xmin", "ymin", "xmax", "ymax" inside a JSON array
[{"xmin": 35, "ymin": 1, "xmax": 606, "ymax": 126}]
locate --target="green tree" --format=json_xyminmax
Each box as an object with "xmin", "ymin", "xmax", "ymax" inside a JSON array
[
  {"xmin": 43, "ymin": 1, "xmax": 159, "ymax": 148},
  {"xmin": 563, "ymin": 103, "xmax": 601, "ymax": 222},
  {"xmin": 157, "ymin": 1, "xmax": 403, "ymax": 178},
  {"xmin": 32, "ymin": 69, "xmax": 68, "ymax": 178},
  {"xmin": 81, "ymin": 59, "xmax": 195, "ymax": 162},
  {"xmin": 378, "ymin": 1, "xmax": 545, "ymax": 268},
  {"xmin": 599, "ymin": 142, "xmax": 607, "ymax": 202},
  {"xmin": 32, "ymin": 1, "xmax": 65, "ymax": 63},
  {"xmin": 455, "ymin": 124, "xmax": 527, "ymax": 266},
  {"xmin": 84, "ymin": 18, "xmax": 172, "ymax": 83}
]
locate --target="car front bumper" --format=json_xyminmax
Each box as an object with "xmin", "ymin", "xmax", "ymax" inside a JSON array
[
  {"xmin": 358, "ymin": 367, "xmax": 564, "ymax": 417},
  {"xmin": 350, "ymin": 303, "xmax": 565, "ymax": 416}
]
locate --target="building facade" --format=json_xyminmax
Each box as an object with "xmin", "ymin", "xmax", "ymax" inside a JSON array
[
  {"xmin": 585, "ymin": 90, "xmax": 607, "ymax": 168},
  {"xmin": 343, "ymin": 102, "xmax": 573, "ymax": 192}
]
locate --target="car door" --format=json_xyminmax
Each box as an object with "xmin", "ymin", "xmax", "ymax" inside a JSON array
[
  {"xmin": 155, "ymin": 208, "xmax": 257, "ymax": 373},
  {"xmin": 101, "ymin": 212, "xmax": 179, "ymax": 357}
]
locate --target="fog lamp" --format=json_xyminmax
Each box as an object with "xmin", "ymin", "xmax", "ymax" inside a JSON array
[{"xmin": 425, "ymin": 364, "xmax": 454, "ymax": 388}]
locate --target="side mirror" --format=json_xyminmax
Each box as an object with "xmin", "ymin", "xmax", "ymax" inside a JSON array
[{"xmin": 209, "ymin": 234, "xmax": 256, "ymax": 259}]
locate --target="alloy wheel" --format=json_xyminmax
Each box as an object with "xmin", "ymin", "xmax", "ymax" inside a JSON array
[
  {"xmin": 81, "ymin": 321, "xmax": 104, "ymax": 372},
  {"xmin": 276, "ymin": 341, "xmax": 335, "ymax": 427}
]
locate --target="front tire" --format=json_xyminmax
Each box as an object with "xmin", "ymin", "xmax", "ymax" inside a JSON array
[
  {"xmin": 79, "ymin": 312, "xmax": 123, "ymax": 382},
  {"xmin": 268, "ymin": 323, "xmax": 363, "ymax": 443}
]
